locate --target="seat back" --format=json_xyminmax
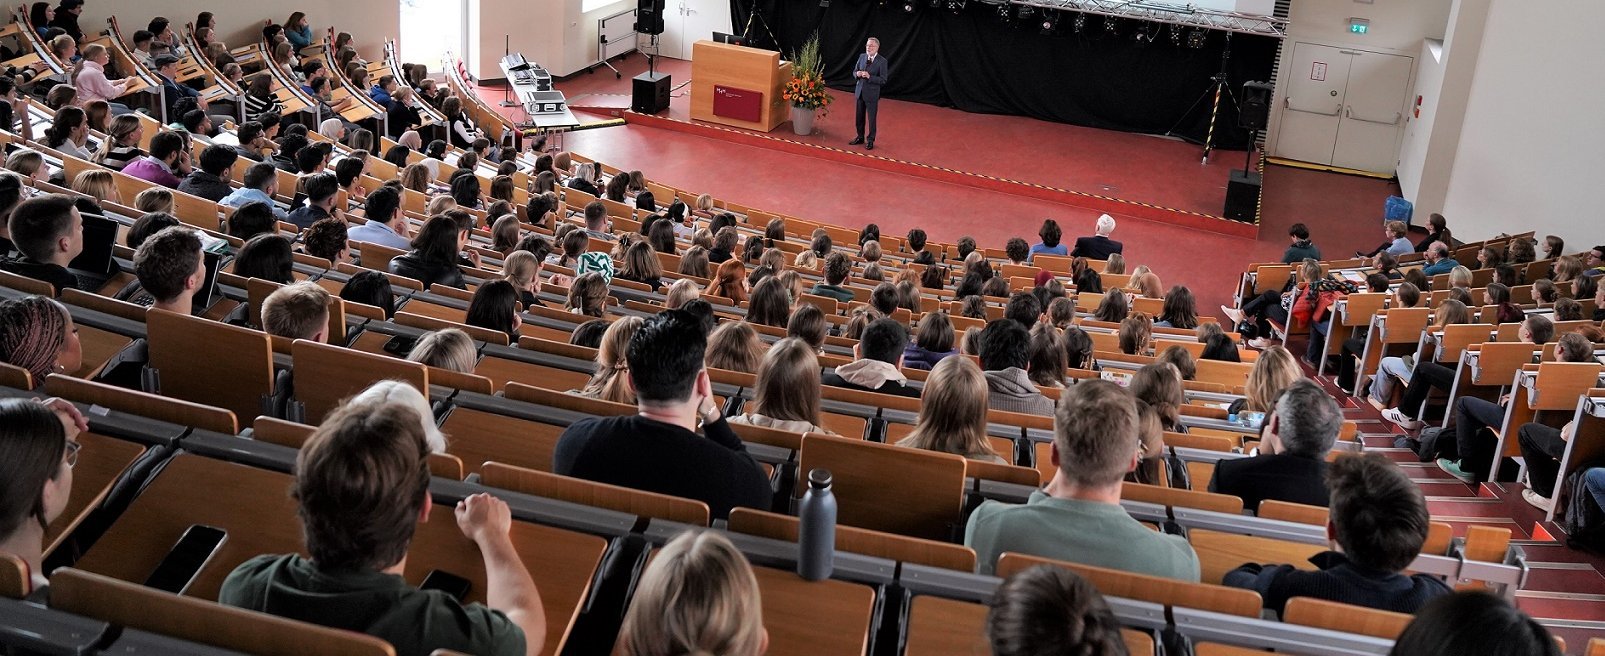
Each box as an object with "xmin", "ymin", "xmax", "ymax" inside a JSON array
[
  {"xmin": 291, "ymin": 340, "xmax": 429, "ymax": 424},
  {"xmin": 1471, "ymin": 342, "xmax": 1540, "ymax": 386},
  {"xmin": 0, "ymin": 553, "xmax": 26, "ymax": 599},
  {"xmin": 50, "ymin": 568, "xmax": 396, "ymax": 656},
  {"xmin": 147, "ymin": 309, "xmax": 275, "ymax": 423},
  {"xmin": 996, "ymin": 552, "xmax": 1261, "ymax": 617},
  {"xmin": 1437, "ymin": 324, "xmax": 1497, "ymax": 364},
  {"xmin": 728, "ymin": 507, "xmax": 976, "ymax": 572},
  {"xmin": 1120, "ymin": 482, "xmax": 1244, "ymax": 515},
  {"xmin": 45, "ymin": 374, "xmax": 238, "ymax": 434},
  {"xmin": 901, "ymin": 594, "xmax": 1155, "ymax": 656},
  {"xmin": 1340, "ymin": 293, "xmax": 1388, "ymax": 328},
  {"xmin": 1377, "ymin": 308, "xmax": 1432, "ymax": 345},
  {"xmin": 1282, "ymin": 597, "xmax": 1411, "ymax": 640},
  {"xmin": 480, "ymin": 462, "xmax": 710, "ymax": 526},
  {"xmin": 797, "ymin": 434, "xmax": 967, "ymax": 540},
  {"xmin": 1531, "ymin": 363, "xmax": 1604, "ymax": 410}
]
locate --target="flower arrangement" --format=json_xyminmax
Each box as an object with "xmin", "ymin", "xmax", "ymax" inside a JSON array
[{"xmin": 782, "ymin": 32, "xmax": 831, "ymax": 115}]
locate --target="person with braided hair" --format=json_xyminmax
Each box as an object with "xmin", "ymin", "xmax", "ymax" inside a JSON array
[{"xmin": 0, "ymin": 295, "xmax": 82, "ymax": 385}]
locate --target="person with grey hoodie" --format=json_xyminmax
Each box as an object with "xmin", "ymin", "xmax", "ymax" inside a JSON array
[
  {"xmin": 822, "ymin": 318, "xmax": 921, "ymax": 398},
  {"xmin": 979, "ymin": 319, "xmax": 1056, "ymax": 416}
]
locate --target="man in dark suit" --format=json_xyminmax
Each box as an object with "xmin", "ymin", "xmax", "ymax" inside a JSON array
[
  {"xmin": 1210, "ymin": 380, "xmax": 1339, "ymax": 512},
  {"xmin": 849, "ymin": 37, "xmax": 888, "ymax": 151},
  {"xmin": 1071, "ymin": 213, "xmax": 1124, "ymax": 260}
]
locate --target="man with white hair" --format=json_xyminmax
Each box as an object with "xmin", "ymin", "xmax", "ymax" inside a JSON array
[
  {"xmin": 848, "ymin": 37, "xmax": 888, "ymax": 151},
  {"xmin": 1071, "ymin": 214, "xmax": 1124, "ymax": 260}
]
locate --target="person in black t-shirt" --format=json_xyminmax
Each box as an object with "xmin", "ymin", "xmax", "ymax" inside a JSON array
[
  {"xmin": 1, "ymin": 194, "xmax": 83, "ymax": 295},
  {"xmin": 553, "ymin": 309, "xmax": 771, "ymax": 520}
]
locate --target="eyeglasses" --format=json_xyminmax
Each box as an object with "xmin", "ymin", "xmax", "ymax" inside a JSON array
[{"xmin": 63, "ymin": 439, "xmax": 81, "ymax": 468}]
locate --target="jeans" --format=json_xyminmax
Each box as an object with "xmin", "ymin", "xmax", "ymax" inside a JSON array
[
  {"xmin": 1397, "ymin": 361, "xmax": 1456, "ymax": 417},
  {"xmin": 1453, "ymin": 396, "xmax": 1507, "ymax": 481},
  {"xmin": 1586, "ymin": 468, "xmax": 1605, "ymax": 510},
  {"xmin": 1518, "ymin": 422, "xmax": 1565, "ymax": 498},
  {"xmin": 1370, "ymin": 356, "xmax": 1414, "ymax": 404},
  {"xmin": 1240, "ymin": 290, "xmax": 1289, "ymax": 338}
]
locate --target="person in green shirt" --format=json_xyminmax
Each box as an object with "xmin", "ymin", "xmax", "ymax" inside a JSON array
[
  {"xmin": 808, "ymin": 252, "xmax": 857, "ymax": 303},
  {"xmin": 964, "ymin": 379, "xmax": 1201, "ymax": 581},
  {"xmin": 218, "ymin": 396, "xmax": 546, "ymax": 656}
]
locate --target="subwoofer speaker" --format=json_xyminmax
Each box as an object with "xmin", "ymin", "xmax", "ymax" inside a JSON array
[
  {"xmin": 1239, "ymin": 81, "xmax": 1272, "ymax": 131},
  {"xmin": 1223, "ymin": 169, "xmax": 1262, "ymax": 222},
  {"xmin": 634, "ymin": 0, "xmax": 665, "ymax": 35},
  {"xmin": 632, "ymin": 72, "xmax": 671, "ymax": 114}
]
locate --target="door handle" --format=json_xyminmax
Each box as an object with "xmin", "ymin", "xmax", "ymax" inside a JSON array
[
  {"xmin": 1285, "ymin": 97, "xmax": 1342, "ymax": 116},
  {"xmin": 1344, "ymin": 106, "xmax": 1401, "ymax": 125}
]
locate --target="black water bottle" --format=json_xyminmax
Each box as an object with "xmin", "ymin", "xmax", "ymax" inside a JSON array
[{"xmin": 797, "ymin": 467, "xmax": 836, "ymax": 581}]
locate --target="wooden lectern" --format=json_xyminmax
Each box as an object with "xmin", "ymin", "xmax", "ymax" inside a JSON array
[{"xmin": 691, "ymin": 40, "xmax": 792, "ymax": 133}]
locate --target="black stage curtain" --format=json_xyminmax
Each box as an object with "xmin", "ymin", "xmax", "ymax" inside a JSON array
[{"xmin": 729, "ymin": 0, "xmax": 1277, "ymax": 150}]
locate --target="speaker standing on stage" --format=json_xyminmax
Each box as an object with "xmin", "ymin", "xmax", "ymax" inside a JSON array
[{"xmin": 849, "ymin": 38, "xmax": 887, "ymax": 151}]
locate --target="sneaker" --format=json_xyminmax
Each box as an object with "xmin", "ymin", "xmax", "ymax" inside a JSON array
[
  {"xmin": 1219, "ymin": 305, "xmax": 1246, "ymax": 325},
  {"xmin": 1437, "ymin": 458, "xmax": 1477, "ymax": 484},
  {"xmin": 1247, "ymin": 337, "xmax": 1274, "ymax": 350},
  {"xmin": 1522, "ymin": 488, "xmax": 1554, "ymax": 511},
  {"xmin": 1381, "ymin": 408, "xmax": 1423, "ymax": 430}
]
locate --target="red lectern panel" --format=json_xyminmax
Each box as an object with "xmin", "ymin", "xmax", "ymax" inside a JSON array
[{"xmin": 712, "ymin": 85, "xmax": 763, "ymax": 123}]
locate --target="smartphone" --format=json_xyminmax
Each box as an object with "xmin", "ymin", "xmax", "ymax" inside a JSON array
[
  {"xmin": 143, "ymin": 525, "xmax": 228, "ymax": 594},
  {"xmin": 420, "ymin": 569, "xmax": 471, "ymax": 601}
]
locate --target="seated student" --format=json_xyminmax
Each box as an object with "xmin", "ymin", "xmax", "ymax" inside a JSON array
[
  {"xmin": 234, "ymin": 233, "xmax": 295, "ymax": 284},
  {"xmin": 1004, "ymin": 292, "xmax": 1042, "ymax": 330},
  {"xmin": 1225, "ymin": 452, "xmax": 1451, "ymax": 615},
  {"xmin": 1282, "ymin": 222, "xmax": 1321, "ymax": 263},
  {"xmin": 553, "ymin": 310, "xmax": 772, "ymax": 520},
  {"xmin": 1382, "ymin": 314, "xmax": 1554, "ymax": 431},
  {"xmin": 1388, "ymin": 591, "xmax": 1562, "ymax": 656},
  {"xmin": 729, "ymin": 338, "xmax": 836, "ymax": 435},
  {"xmin": 1359, "ymin": 221, "xmax": 1413, "ymax": 258},
  {"xmin": 465, "ymin": 280, "xmax": 522, "ymax": 341},
  {"xmin": 222, "ymin": 162, "xmax": 292, "ymax": 222},
  {"xmin": 1210, "ymin": 380, "xmax": 1340, "ymax": 511},
  {"xmin": 301, "ymin": 218, "xmax": 349, "ymax": 265},
  {"xmin": 704, "ymin": 321, "xmax": 764, "ymax": 375},
  {"xmin": 177, "ymin": 144, "xmax": 238, "ymax": 202},
  {"xmin": 406, "ymin": 328, "xmax": 477, "ymax": 374},
  {"xmin": 339, "ymin": 270, "xmax": 396, "ymax": 319},
  {"xmin": 568, "ymin": 317, "xmax": 642, "ymax": 405},
  {"xmin": 987, "ymin": 565, "xmax": 1127, "ymax": 656},
  {"xmin": 903, "ymin": 310, "xmax": 958, "ymax": 370},
  {"xmin": 260, "ymin": 281, "xmax": 330, "ymax": 342},
  {"xmin": 569, "ymin": 319, "xmax": 610, "ymax": 349},
  {"xmin": 0, "ymin": 295, "xmax": 82, "ymax": 383},
  {"xmin": 896, "ymin": 356, "xmax": 1006, "ymax": 463},
  {"xmin": 616, "ymin": 530, "xmax": 767, "ymax": 656},
  {"xmin": 123, "ymin": 131, "xmax": 192, "ymax": 189},
  {"xmin": 1070, "ymin": 214, "xmax": 1123, "ymax": 260},
  {"xmin": 132, "ymin": 226, "xmax": 206, "ymax": 314},
  {"xmin": 1419, "ymin": 241, "xmax": 1456, "ymax": 276},
  {"xmin": 822, "ymin": 318, "xmax": 921, "ymax": 398},
  {"xmin": 1367, "ymin": 300, "xmax": 1473, "ymax": 408},
  {"xmin": 226, "ymin": 202, "xmax": 278, "ymax": 242},
  {"xmin": 1441, "ymin": 332, "xmax": 1596, "ymax": 488},
  {"xmin": 808, "ymin": 252, "xmax": 856, "ymax": 303},
  {"xmin": 2, "ymin": 195, "xmax": 83, "ymax": 294},
  {"xmin": 1029, "ymin": 219, "xmax": 1068, "ymax": 259},
  {"xmin": 286, "ymin": 171, "xmax": 340, "ymax": 230},
  {"xmin": 390, "ymin": 214, "xmax": 470, "ymax": 290},
  {"xmin": 218, "ymin": 396, "xmax": 544, "ymax": 655},
  {"xmin": 978, "ymin": 319, "xmax": 1056, "ymax": 416},
  {"xmin": 0, "ymin": 396, "xmax": 86, "ymax": 592},
  {"xmin": 346, "ymin": 186, "xmax": 409, "ymax": 250},
  {"xmin": 966, "ymin": 380, "xmax": 1200, "ymax": 580}
]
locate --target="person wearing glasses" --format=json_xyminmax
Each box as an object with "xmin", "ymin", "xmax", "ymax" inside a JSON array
[{"xmin": 0, "ymin": 396, "xmax": 87, "ymax": 593}]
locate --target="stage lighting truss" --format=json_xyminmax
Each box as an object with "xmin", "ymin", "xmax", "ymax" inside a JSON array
[
  {"xmin": 946, "ymin": 0, "xmax": 966, "ymax": 12},
  {"xmin": 1004, "ymin": 0, "xmax": 1287, "ymax": 38}
]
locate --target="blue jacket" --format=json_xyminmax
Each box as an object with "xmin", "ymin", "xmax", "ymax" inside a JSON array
[
  {"xmin": 1421, "ymin": 258, "xmax": 1456, "ymax": 276},
  {"xmin": 369, "ymin": 85, "xmax": 392, "ymax": 106},
  {"xmin": 286, "ymin": 26, "xmax": 314, "ymax": 50}
]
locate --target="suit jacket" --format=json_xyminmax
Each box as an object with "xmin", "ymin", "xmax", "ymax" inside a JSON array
[
  {"xmin": 1071, "ymin": 235, "xmax": 1123, "ymax": 260},
  {"xmin": 1209, "ymin": 452, "xmax": 1329, "ymax": 512},
  {"xmin": 853, "ymin": 54, "xmax": 888, "ymax": 102}
]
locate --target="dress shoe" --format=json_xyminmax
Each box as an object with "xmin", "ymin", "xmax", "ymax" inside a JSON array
[
  {"xmin": 848, "ymin": 137, "xmax": 864, "ymax": 145},
  {"xmin": 866, "ymin": 143, "xmax": 874, "ymax": 150}
]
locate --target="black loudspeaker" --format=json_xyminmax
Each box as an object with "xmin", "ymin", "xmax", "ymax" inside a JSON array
[
  {"xmin": 634, "ymin": 0, "xmax": 665, "ymax": 35},
  {"xmin": 1223, "ymin": 169, "xmax": 1262, "ymax": 222},
  {"xmin": 632, "ymin": 72, "xmax": 671, "ymax": 114},
  {"xmin": 1239, "ymin": 81, "xmax": 1273, "ymax": 131}
]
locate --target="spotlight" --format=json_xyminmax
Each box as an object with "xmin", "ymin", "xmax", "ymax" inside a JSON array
[
  {"xmin": 1040, "ymin": 11, "xmax": 1059, "ymax": 35},
  {"xmin": 1016, "ymin": 5, "xmax": 1033, "ymax": 20},
  {"xmin": 1170, "ymin": 24, "xmax": 1181, "ymax": 46},
  {"xmin": 1072, "ymin": 12, "xmax": 1086, "ymax": 32},
  {"xmin": 1103, "ymin": 16, "xmax": 1118, "ymax": 34},
  {"xmin": 997, "ymin": 3, "xmax": 1011, "ymax": 20},
  {"xmin": 903, "ymin": 0, "xmax": 915, "ymax": 10},
  {"xmin": 1187, "ymin": 28, "xmax": 1207, "ymax": 48},
  {"xmin": 945, "ymin": 0, "xmax": 964, "ymax": 12}
]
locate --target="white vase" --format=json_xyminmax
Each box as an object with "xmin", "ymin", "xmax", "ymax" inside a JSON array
[{"xmin": 790, "ymin": 106, "xmax": 816, "ymax": 136}]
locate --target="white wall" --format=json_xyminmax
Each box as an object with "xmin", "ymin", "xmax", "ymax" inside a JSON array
[
  {"xmin": 468, "ymin": 0, "xmax": 633, "ymax": 80},
  {"xmin": 1265, "ymin": 0, "xmax": 1453, "ymax": 155},
  {"xmin": 1395, "ymin": 39, "xmax": 1443, "ymax": 201},
  {"xmin": 1439, "ymin": 0, "xmax": 1605, "ymax": 249},
  {"xmin": 78, "ymin": 3, "xmax": 398, "ymax": 58}
]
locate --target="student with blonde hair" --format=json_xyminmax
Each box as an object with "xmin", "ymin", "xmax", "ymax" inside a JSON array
[
  {"xmin": 573, "ymin": 316, "xmax": 642, "ymax": 405},
  {"xmin": 704, "ymin": 320, "xmax": 765, "ymax": 374},
  {"xmin": 729, "ymin": 337, "xmax": 834, "ymax": 434},
  {"xmin": 665, "ymin": 277, "xmax": 701, "ymax": 310},
  {"xmin": 501, "ymin": 250, "xmax": 544, "ymax": 307},
  {"xmin": 1244, "ymin": 345, "xmax": 1300, "ymax": 414},
  {"xmin": 406, "ymin": 328, "xmax": 478, "ymax": 374},
  {"xmin": 897, "ymin": 356, "xmax": 1005, "ymax": 463},
  {"xmin": 617, "ymin": 530, "xmax": 767, "ymax": 656},
  {"xmin": 134, "ymin": 187, "xmax": 174, "ymax": 214}
]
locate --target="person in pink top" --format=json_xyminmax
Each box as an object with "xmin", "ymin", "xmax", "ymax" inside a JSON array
[{"xmin": 71, "ymin": 44, "xmax": 133, "ymax": 115}]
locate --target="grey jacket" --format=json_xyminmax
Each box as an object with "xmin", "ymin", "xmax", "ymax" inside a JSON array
[{"xmin": 984, "ymin": 368, "xmax": 1055, "ymax": 416}]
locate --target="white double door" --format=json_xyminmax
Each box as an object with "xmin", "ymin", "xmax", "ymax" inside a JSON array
[
  {"xmin": 655, "ymin": 0, "xmax": 733, "ymax": 61},
  {"xmin": 1275, "ymin": 42, "xmax": 1414, "ymax": 175}
]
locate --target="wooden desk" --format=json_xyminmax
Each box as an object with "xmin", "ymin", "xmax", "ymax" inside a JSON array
[
  {"xmin": 72, "ymin": 324, "xmax": 133, "ymax": 379},
  {"xmin": 753, "ymin": 565, "xmax": 874, "ymax": 656},
  {"xmin": 75, "ymin": 453, "xmax": 607, "ymax": 656},
  {"xmin": 1188, "ymin": 529, "xmax": 1323, "ymax": 585},
  {"xmin": 903, "ymin": 595, "xmax": 1156, "ymax": 655},
  {"xmin": 43, "ymin": 433, "xmax": 146, "ymax": 557}
]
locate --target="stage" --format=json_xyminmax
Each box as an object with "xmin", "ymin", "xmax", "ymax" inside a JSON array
[{"xmin": 472, "ymin": 52, "xmax": 1400, "ymax": 311}]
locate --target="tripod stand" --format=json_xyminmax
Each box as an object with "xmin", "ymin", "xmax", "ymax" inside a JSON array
[
  {"xmin": 499, "ymin": 35, "xmax": 520, "ymax": 108},
  {"xmin": 1166, "ymin": 34, "xmax": 1244, "ymax": 164}
]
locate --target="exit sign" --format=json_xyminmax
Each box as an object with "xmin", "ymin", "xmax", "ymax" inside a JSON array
[{"xmin": 1349, "ymin": 17, "xmax": 1370, "ymax": 34}]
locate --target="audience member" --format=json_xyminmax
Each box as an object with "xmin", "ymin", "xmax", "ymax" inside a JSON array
[
  {"xmin": 1, "ymin": 195, "xmax": 83, "ymax": 294},
  {"xmin": 822, "ymin": 318, "xmax": 920, "ymax": 397},
  {"xmin": 465, "ymin": 280, "xmax": 522, "ymax": 340},
  {"xmin": 221, "ymin": 162, "xmax": 292, "ymax": 222},
  {"xmin": 1029, "ymin": 219, "xmax": 1066, "ymax": 258},
  {"xmin": 390, "ymin": 214, "xmax": 468, "ymax": 290},
  {"xmin": 616, "ymin": 530, "xmax": 766, "ymax": 656},
  {"xmin": 1388, "ymin": 591, "xmax": 1560, "ymax": 656},
  {"xmin": 132, "ymin": 226, "xmax": 206, "ymax": 315},
  {"xmin": 0, "ymin": 295, "xmax": 82, "ymax": 383},
  {"xmin": 903, "ymin": 310, "xmax": 958, "ymax": 370},
  {"xmin": 123, "ymin": 130, "xmax": 191, "ymax": 189},
  {"xmin": 407, "ymin": 328, "xmax": 477, "ymax": 373},
  {"xmin": 1282, "ymin": 223, "xmax": 1321, "ymax": 263},
  {"xmin": 572, "ymin": 316, "xmax": 643, "ymax": 405},
  {"xmin": 897, "ymin": 356, "xmax": 1005, "ymax": 463},
  {"xmin": 978, "ymin": 319, "xmax": 1055, "ymax": 415},
  {"xmin": 260, "ymin": 281, "xmax": 330, "ymax": 342},
  {"xmin": 1070, "ymin": 214, "xmax": 1123, "ymax": 260},
  {"xmin": 729, "ymin": 338, "xmax": 835, "ymax": 434},
  {"xmin": 1210, "ymin": 380, "xmax": 1340, "ymax": 511},
  {"xmin": 0, "ymin": 396, "xmax": 86, "ymax": 591},
  {"xmin": 987, "ymin": 565, "xmax": 1126, "ymax": 656},
  {"xmin": 233, "ymin": 233, "xmax": 294, "ymax": 284}
]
